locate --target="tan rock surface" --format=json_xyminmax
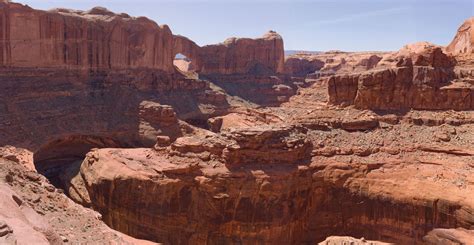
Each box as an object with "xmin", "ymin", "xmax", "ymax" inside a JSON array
[
  {"xmin": 318, "ymin": 236, "xmax": 392, "ymax": 245},
  {"xmin": 447, "ymin": 17, "xmax": 474, "ymax": 58}
]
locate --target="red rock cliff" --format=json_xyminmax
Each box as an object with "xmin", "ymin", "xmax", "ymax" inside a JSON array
[
  {"xmin": 0, "ymin": 2, "xmax": 175, "ymax": 72},
  {"xmin": 198, "ymin": 31, "xmax": 285, "ymax": 75},
  {"xmin": 327, "ymin": 42, "xmax": 466, "ymax": 110},
  {"xmin": 0, "ymin": 2, "xmax": 286, "ymax": 77}
]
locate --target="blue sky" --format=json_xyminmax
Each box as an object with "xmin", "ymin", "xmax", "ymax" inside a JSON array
[{"xmin": 19, "ymin": 0, "xmax": 474, "ymax": 51}]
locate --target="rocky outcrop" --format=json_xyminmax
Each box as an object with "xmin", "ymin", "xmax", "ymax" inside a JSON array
[
  {"xmin": 172, "ymin": 31, "xmax": 285, "ymax": 75},
  {"xmin": 424, "ymin": 228, "xmax": 474, "ymax": 244},
  {"xmin": 318, "ymin": 236, "xmax": 391, "ymax": 245},
  {"xmin": 0, "ymin": 1, "xmax": 289, "ymax": 153},
  {"xmin": 221, "ymin": 126, "xmax": 311, "ymax": 165},
  {"xmin": 72, "ymin": 140, "xmax": 474, "ymax": 243},
  {"xmin": 66, "ymin": 110, "xmax": 474, "ymax": 244},
  {"xmin": 207, "ymin": 109, "xmax": 283, "ymax": 132},
  {"xmin": 169, "ymin": 125, "xmax": 312, "ymax": 165},
  {"xmin": 284, "ymin": 51, "xmax": 386, "ymax": 78},
  {"xmin": 446, "ymin": 17, "xmax": 474, "ymax": 57},
  {"xmin": 199, "ymin": 31, "xmax": 285, "ymax": 75},
  {"xmin": 0, "ymin": 155, "xmax": 155, "ymax": 244},
  {"xmin": 327, "ymin": 42, "xmax": 469, "ymax": 110},
  {"xmin": 0, "ymin": 182, "xmax": 51, "ymax": 244}
]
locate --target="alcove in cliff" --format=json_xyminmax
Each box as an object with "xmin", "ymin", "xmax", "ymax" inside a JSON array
[{"xmin": 33, "ymin": 135, "xmax": 122, "ymax": 192}]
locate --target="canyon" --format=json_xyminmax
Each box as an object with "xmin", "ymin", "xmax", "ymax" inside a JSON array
[{"xmin": 0, "ymin": 1, "xmax": 473, "ymax": 244}]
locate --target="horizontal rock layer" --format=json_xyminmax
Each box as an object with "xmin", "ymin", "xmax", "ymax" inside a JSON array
[
  {"xmin": 326, "ymin": 43, "xmax": 474, "ymax": 110},
  {"xmin": 0, "ymin": 2, "xmax": 175, "ymax": 71}
]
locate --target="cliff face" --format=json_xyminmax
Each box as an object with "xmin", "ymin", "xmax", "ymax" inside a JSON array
[
  {"xmin": 0, "ymin": 1, "xmax": 290, "ymax": 151},
  {"xmin": 326, "ymin": 42, "xmax": 473, "ymax": 110},
  {"xmin": 71, "ymin": 119, "xmax": 474, "ymax": 244},
  {"xmin": 199, "ymin": 31, "xmax": 285, "ymax": 75},
  {"xmin": 0, "ymin": 2, "xmax": 286, "ymax": 75},
  {"xmin": 172, "ymin": 31, "xmax": 285, "ymax": 75},
  {"xmin": 0, "ymin": 2, "xmax": 175, "ymax": 71}
]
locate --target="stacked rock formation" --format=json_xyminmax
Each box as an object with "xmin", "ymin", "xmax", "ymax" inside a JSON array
[{"xmin": 325, "ymin": 42, "xmax": 473, "ymax": 110}]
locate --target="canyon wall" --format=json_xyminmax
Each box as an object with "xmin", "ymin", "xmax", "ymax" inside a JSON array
[
  {"xmin": 326, "ymin": 42, "xmax": 474, "ymax": 110},
  {"xmin": 0, "ymin": 2, "xmax": 285, "ymax": 75},
  {"xmin": 198, "ymin": 31, "xmax": 285, "ymax": 75},
  {"xmin": 71, "ymin": 122, "xmax": 474, "ymax": 244},
  {"xmin": 173, "ymin": 31, "xmax": 285, "ymax": 75},
  {"xmin": 0, "ymin": 2, "xmax": 175, "ymax": 71},
  {"xmin": 0, "ymin": 1, "xmax": 289, "ymax": 152}
]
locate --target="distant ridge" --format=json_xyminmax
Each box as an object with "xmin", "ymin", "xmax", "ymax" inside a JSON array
[{"xmin": 285, "ymin": 50, "xmax": 322, "ymax": 56}]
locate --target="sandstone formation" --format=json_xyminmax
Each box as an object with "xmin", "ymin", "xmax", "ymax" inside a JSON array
[
  {"xmin": 424, "ymin": 228, "xmax": 474, "ymax": 244},
  {"xmin": 326, "ymin": 42, "xmax": 473, "ymax": 110},
  {"xmin": 0, "ymin": 154, "xmax": 157, "ymax": 244},
  {"xmin": 172, "ymin": 31, "xmax": 285, "ymax": 76},
  {"xmin": 199, "ymin": 31, "xmax": 285, "ymax": 75},
  {"xmin": 68, "ymin": 110, "xmax": 474, "ymax": 244},
  {"xmin": 446, "ymin": 17, "xmax": 474, "ymax": 58},
  {"xmin": 284, "ymin": 51, "xmax": 387, "ymax": 78},
  {"xmin": 173, "ymin": 35, "xmax": 201, "ymax": 71},
  {"xmin": 318, "ymin": 236, "xmax": 392, "ymax": 245},
  {"xmin": 0, "ymin": 2, "xmax": 175, "ymax": 71},
  {"xmin": 0, "ymin": 1, "xmax": 473, "ymax": 244}
]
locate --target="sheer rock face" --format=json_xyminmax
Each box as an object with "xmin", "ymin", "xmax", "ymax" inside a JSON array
[
  {"xmin": 0, "ymin": 1, "xmax": 286, "ymax": 76},
  {"xmin": 172, "ymin": 31, "xmax": 285, "ymax": 75},
  {"xmin": 446, "ymin": 17, "xmax": 474, "ymax": 57},
  {"xmin": 0, "ymin": 2, "xmax": 175, "ymax": 71},
  {"xmin": 327, "ymin": 42, "xmax": 467, "ymax": 110},
  {"xmin": 199, "ymin": 31, "xmax": 285, "ymax": 75}
]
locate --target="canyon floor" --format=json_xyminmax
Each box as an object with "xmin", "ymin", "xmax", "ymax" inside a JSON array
[{"xmin": 0, "ymin": 1, "xmax": 473, "ymax": 245}]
